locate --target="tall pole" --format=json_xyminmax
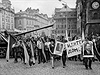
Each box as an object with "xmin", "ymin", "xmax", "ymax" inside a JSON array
[{"xmin": 81, "ymin": 0, "xmax": 87, "ymax": 40}]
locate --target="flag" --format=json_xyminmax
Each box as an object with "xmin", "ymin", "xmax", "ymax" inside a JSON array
[
  {"xmin": 0, "ymin": 33, "xmax": 8, "ymax": 42},
  {"xmin": 65, "ymin": 30, "xmax": 69, "ymax": 41},
  {"xmin": 30, "ymin": 40, "xmax": 35, "ymax": 63},
  {"xmin": 93, "ymin": 42, "xmax": 100, "ymax": 61},
  {"xmin": 6, "ymin": 34, "xmax": 16, "ymax": 62},
  {"xmin": 41, "ymin": 38, "xmax": 47, "ymax": 62},
  {"xmin": 30, "ymin": 41, "xmax": 34, "ymax": 57},
  {"xmin": 22, "ymin": 41, "xmax": 29, "ymax": 64}
]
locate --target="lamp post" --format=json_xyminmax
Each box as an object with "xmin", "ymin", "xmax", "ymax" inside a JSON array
[
  {"xmin": 59, "ymin": 0, "xmax": 68, "ymax": 8},
  {"xmin": 59, "ymin": 0, "xmax": 67, "ymax": 4}
]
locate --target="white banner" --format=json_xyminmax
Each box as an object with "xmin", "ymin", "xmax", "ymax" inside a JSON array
[
  {"xmin": 53, "ymin": 41, "xmax": 64, "ymax": 56},
  {"xmin": 65, "ymin": 39, "xmax": 83, "ymax": 57}
]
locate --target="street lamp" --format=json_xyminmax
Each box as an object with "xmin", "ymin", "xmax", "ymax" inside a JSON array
[
  {"xmin": 59, "ymin": 0, "xmax": 67, "ymax": 4},
  {"xmin": 59, "ymin": 0, "xmax": 67, "ymax": 7}
]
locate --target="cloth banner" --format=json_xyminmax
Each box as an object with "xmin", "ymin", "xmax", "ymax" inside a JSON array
[
  {"xmin": 0, "ymin": 33, "xmax": 8, "ymax": 42},
  {"xmin": 30, "ymin": 40, "xmax": 35, "ymax": 63},
  {"xmin": 22, "ymin": 41, "xmax": 29, "ymax": 64},
  {"xmin": 6, "ymin": 34, "xmax": 16, "ymax": 62},
  {"xmin": 53, "ymin": 41, "xmax": 64, "ymax": 56},
  {"xmin": 65, "ymin": 39, "xmax": 83, "ymax": 57}
]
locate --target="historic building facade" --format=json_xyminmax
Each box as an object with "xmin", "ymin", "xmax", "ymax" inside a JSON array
[
  {"xmin": 53, "ymin": 5, "xmax": 77, "ymax": 39},
  {"xmin": 67, "ymin": 8, "xmax": 77, "ymax": 38},
  {"xmin": 15, "ymin": 8, "xmax": 49, "ymax": 36},
  {"xmin": 0, "ymin": 0, "xmax": 15, "ymax": 33},
  {"xmin": 76, "ymin": 0, "xmax": 100, "ymax": 36}
]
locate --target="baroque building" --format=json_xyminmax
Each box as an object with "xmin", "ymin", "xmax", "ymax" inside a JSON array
[
  {"xmin": 0, "ymin": 0, "xmax": 15, "ymax": 33},
  {"xmin": 53, "ymin": 5, "xmax": 77, "ymax": 39},
  {"xmin": 15, "ymin": 7, "xmax": 49, "ymax": 36}
]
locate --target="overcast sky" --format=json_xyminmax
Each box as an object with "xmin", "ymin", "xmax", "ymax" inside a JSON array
[{"xmin": 0, "ymin": 0, "xmax": 76, "ymax": 17}]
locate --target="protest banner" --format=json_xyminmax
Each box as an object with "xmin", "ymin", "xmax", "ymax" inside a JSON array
[
  {"xmin": 83, "ymin": 41, "xmax": 94, "ymax": 57},
  {"xmin": 53, "ymin": 41, "xmax": 64, "ymax": 56},
  {"xmin": 65, "ymin": 39, "xmax": 83, "ymax": 57}
]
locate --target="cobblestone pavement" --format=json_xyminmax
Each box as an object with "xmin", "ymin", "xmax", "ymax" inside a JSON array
[{"xmin": 0, "ymin": 59, "xmax": 100, "ymax": 75}]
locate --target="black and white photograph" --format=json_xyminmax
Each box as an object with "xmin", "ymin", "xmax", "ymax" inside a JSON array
[
  {"xmin": 83, "ymin": 42, "xmax": 94, "ymax": 57},
  {"xmin": 0, "ymin": 0, "xmax": 100, "ymax": 75},
  {"xmin": 53, "ymin": 41, "xmax": 64, "ymax": 56}
]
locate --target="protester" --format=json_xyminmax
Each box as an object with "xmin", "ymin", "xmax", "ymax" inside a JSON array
[
  {"xmin": 44, "ymin": 38, "xmax": 51, "ymax": 62},
  {"xmin": 12, "ymin": 41, "xmax": 19, "ymax": 63},
  {"xmin": 62, "ymin": 44, "xmax": 67, "ymax": 68},
  {"xmin": 37, "ymin": 38, "xmax": 43, "ymax": 64},
  {"xmin": 83, "ymin": 37, "xmax": 93, "ymax": 70},
  {"xmin": 17, "ymin": 40, "xmax": 25, "ymax": 62},
  {"xmin": 49, "ymin": 39, "xmax": 55, "ymax": 69}
]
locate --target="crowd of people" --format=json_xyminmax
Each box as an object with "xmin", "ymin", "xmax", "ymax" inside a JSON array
[
  {"xmin": 3, "ymin": 31, "xmax": 100, "ymax": 70},
  {"xmin": 11, "ymin": 35, "xmax": 77, "ymax": 68}
]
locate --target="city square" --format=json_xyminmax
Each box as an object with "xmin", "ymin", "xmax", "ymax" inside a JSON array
[
  {"xmin": 0, "ymin": 0, "xmax": 100, "ymax": 75},
  {"xmin": 0, "ymin": 59, "xmax": 100, "ymax": 75}
]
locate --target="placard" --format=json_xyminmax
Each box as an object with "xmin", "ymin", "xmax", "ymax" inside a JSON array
[
  {"xmin": 53, "ymin": 41, "xmax": 64, "ymax": 56},
  {"xmin": 83, "ymin": 41, "xmax": 94, "ymax": 57},
  {"xmin": 65, "ymin": 39, "xmax": 83, "ymax": 57}
]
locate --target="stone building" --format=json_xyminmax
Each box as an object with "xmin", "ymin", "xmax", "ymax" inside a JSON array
[
  {"xmin": 15, "ymin": 7, "xmax": 49, "ymax": 37},
  {"xmin": 76, "ymin": 0, "xmax": 100, "ymax": 36},
  {"xmin": 0, "ymin": 0, "xmax": 15, "ymax": 33},
  {"xmin": 53, "ymin": 5, "xmax": 77, "ymax": 39}
]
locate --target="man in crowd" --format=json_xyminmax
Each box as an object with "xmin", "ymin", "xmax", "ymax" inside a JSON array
[
  {"xmin": 37, "ymin": 38, "xmax": 43, "ymax": 64},
  {"xmin": 83, "ymin": 37, "xmax": 93, "ymax": 70},
  {"xmin": 44, "ymin": 38, "xmax": 51, "ymax": 62}
]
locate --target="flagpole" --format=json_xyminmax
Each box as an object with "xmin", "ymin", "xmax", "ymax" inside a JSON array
[
  {"xmin": 15, "ymin": 24, "xmax": 54, "ymax": 36},
  {"xmin": 65, "ymin": 30, "xmax": 69, "ymax": 41}
]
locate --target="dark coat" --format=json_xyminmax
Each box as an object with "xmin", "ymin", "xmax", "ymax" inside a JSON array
[{"xmin": 84, "ymin": 50, "xmax": 92, "ymax": 55}]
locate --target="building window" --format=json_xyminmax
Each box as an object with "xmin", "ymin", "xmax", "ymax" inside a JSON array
[
  {"xmin": 11, "ymin": 24, "xmax": 13, "ymax": 29},
  {"xmin": 11, "ymin": 19, "xmax": 13, "ymax": 23},
  {"xmin": 68, "ymin": 25, "xmax": 70, "ymax": 29},
  {"xmin": 19, "ymin": 20, "xmax": 22, "ymax": 25},
  {"xmin": 6, "ymin": 19, "xmax": 7, "ymax": 22},
  {"xmin": 2, "ymin": 24, "xmax": 5, "ymax": 29},
  {"xmin": 65, "ymin": 25, "xmax": 66, "ymax": 28},
  {"xmin": 61, "ymin": 25, "xmax": 63, "ymax": 29},
  {"xmin": 27, "ymin": 20, "xmax": 28, "ymax": 25},
  {"xmin": 58, "ymin": 25, "xmax": 59, "ymax": 28},
  {"xmin": 62, "ymin": 30, "xmax": 63, "ymax": 33},
  {"xmin": 2, "ymin": 18, "xmax": 5, "ymax": 21},
  {"xmin": 58, "ymin": 30, "xmax": 60, "ymax": 34}
]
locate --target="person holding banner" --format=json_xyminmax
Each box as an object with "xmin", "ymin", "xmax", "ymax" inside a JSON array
[
  {"xmin": 83, "ymin": 37, "xmax": 94, "ymax": 70},
  {"xmin": 49, "ymin": 39, "xmax": 55, "ymax": 69}
]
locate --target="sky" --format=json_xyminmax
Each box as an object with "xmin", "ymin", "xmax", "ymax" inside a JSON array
[{"xmin": 0, "ymin": 0, "xmax": 76, "ymax": 17}]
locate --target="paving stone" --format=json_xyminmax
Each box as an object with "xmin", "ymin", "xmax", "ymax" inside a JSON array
[{"xmin": 0, "ymin": 59, "xmax": 100, "ymax": 75}]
